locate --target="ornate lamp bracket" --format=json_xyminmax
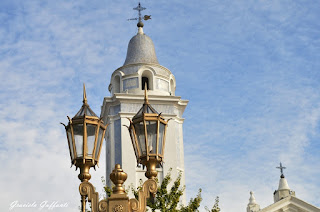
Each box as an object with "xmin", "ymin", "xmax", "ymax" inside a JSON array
[
  {"xmin": 129, "ymin": 179, "xmax": 157, "ymax": 212},
  {"xmin": 79, "ymin": 164, "xmax": 157, "ymax": 212},
  {"xmin": 79, "ymin": 181, "xmax": 102, "ymax": 212}
]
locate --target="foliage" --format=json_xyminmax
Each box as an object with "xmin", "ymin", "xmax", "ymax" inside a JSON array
[
  {"xmin": 205, "ymin": 196, "xmax": 220, "ymax": 212},
  {"xmin": 131, "ymin": 169, "xmax": 202, "ymax": 212},
  {"xmin": 179, "ymin": 189, "xmax": 202, "ymax": 212},
  {"xmin": 102, "ymin": 170, "xmax": 219, "ymax": 212},
  {"xmin": 101, "ymin": 176, "xmax": 112, "ymax": 198}
]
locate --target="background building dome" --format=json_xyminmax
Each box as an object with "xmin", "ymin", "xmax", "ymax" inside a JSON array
[{"xmin": 123, "ymin": 30, "xmax": 159, "ymax": 66}]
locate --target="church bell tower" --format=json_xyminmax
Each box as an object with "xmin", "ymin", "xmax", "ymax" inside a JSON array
[{"xmin": 101, "ymin": 3, "xmax": 188, "ymax": 199}]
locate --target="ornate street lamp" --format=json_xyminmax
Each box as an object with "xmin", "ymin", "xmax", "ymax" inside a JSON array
[
  {"xmin": 128, "ymin": 86, "xmax": 169, "ymax": 179},
  {"xmin": 62, "ymin": 84, "xmax": 158, "ymax": 212},
  {"xmin": 62, "ymin": 84, "xmax": 107, "ymax": 182}
]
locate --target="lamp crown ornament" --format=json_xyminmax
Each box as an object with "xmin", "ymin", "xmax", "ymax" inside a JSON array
[
  {"xmin": 144, "ymin": 82, "xmax": 149, "ymax": 104},
  {"xmin": 83, "ymin": 83, "xmax": 88, "ymax": 105}
]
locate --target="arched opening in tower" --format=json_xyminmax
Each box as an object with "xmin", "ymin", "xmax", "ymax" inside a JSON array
[
  {"xmin": 142, "ymin": 77, "xmax": 149, "ymax": 90},
  {"xmin": 113, "ymin": 75, "xmax": 121, "ymax": 93}
]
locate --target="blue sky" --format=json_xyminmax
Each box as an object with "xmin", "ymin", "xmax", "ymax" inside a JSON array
[{"xmin": 1, "ymin": 0, "xmax": 320, "ymax": 211}]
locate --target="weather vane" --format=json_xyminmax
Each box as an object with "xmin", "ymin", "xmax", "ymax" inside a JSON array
[
  {"xmin": 276, "ymin": 162, "xmax": 286, "ymax": 176},
  {"xmin": 128, "ymin": 2, "xmax": 151, "ymax": 23}
]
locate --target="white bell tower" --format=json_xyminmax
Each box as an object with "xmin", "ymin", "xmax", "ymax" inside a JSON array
[{"xmin": 100, "ymin": 11, "xmax": 188, "ymax": 201}]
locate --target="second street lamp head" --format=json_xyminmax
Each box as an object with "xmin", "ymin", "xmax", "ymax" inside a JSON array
[
  {"xmin": 62, "ymin": 84, "xmax": 108, "ymax": 182},
  {"xmin": 128, "ymin": 85, "xmax": 168, "ymax": 179}
]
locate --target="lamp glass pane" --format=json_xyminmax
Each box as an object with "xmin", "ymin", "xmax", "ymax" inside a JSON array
[
  {"xmin": 134, "ymin": 122, "xmax": 146, "ymax": 155},
  {"xmin": 95, "ymin": 127, "xmax": 104, "ymax": 160},
  {"xmin": 158, "ymin": 122, "xmax": 165, "ymax": 155},
  {"xmin": 86, "ymin": 124, "xmax": 97, "ymax": 157},
  {"xmin": 73, "ymin": 124, "xmax": 83, "ymax": 157},
  {"xmin": 146, "ymin": 121, "xmax": 157, "ymax": 154},
  {"xmin": 75, "ymin": 107, "xmax": 84, "ymax": 117},
  {"xmin": 85, "ymin": 107, "xmax": 96, "ymax": 116},
  {"xmin": 130, "ymin": 128, "xmax": 139, "ymax": 158},
  {"xmin": 67, "ymin": 128, "xmax": 74, "ymax": 160}
]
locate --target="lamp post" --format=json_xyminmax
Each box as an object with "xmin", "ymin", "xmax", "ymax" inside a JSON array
[{"xmin": 62, "ymin": 84, "xmax": 167, "ymax": 212}]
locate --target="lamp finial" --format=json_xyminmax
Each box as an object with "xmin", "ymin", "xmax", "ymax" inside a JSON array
[
  {"xmin": 83, "ymin": 83, "xmax": 87, "ymax": 105},
  {"xmin": 144, "ymin": 83, "xmax": 149, "ymax": 104},
  {"xmin": 110, "ymin": 164, "xmax": 127, "ymax": 194}
]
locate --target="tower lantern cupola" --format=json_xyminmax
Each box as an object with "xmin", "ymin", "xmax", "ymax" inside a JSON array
[{"xmin": 107, "ymin": 3, "xmax": 176, "ymax": 96}]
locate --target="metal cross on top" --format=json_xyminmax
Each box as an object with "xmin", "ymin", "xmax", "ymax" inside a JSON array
[
  {"xmin": 128, "ymin": 2, "xmax": 151, "ymax": 23},
  {"xmin": 276, "ymin": 162, "xmax": 286, "ymax": 176}
]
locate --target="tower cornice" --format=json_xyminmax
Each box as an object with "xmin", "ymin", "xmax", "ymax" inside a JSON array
[{"xmin": 111, "ymin": 63, "xmax": 173, "ymax": 78}]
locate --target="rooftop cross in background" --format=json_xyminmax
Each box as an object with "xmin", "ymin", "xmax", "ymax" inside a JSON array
[
  {"xmin": 128, "ymin": 2, "xmax": 151, "ymax": 24},
  {"xmin": 276, "ymin": 162, "xmax": 286, "ymax": 176}
]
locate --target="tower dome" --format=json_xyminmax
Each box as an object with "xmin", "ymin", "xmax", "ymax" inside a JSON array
[
  {"xmin": 123, "ymin": 26, "xmax": 159, "ymax": 66},
  {"xmin": 278, "ymin": 174, "xmax": 290, "ymax": 191},
  {"xmin": 109, "ymin": 25, "xmax": 175, "ymax": 96}
]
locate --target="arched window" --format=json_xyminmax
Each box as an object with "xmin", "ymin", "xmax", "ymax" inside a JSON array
[
  {"xmin": 141, "ymin": 70, "xmax": 153, "ymax": 90},
  {"xmin": 114, "ymin": 75, "xmax": 120, "ymax": 93},
  {"xmin": 142, "ymin": 77, "xmax": 149, "ymax": 90}
]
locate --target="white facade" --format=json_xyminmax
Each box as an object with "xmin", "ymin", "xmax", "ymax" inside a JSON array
[
  {"xmin": 247, "ymin": 174, "xmax": 320, "ymax": 212},
  {"xmin": 100, "ymin": 26, "xmax": 188, "ymax": 202}
]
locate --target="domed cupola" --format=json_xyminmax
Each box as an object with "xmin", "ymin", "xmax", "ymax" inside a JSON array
[
  {"xmin": 123, "ymin": 23, "xmax": 159, "ymax": 66},
  {"xmin": 108, "ymin": 5, "xmax": 176, "ymax": 97}
]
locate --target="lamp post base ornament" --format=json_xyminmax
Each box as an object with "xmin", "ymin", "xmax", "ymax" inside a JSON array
[{"xmin": 79, "ymin": 164, "xmax": 157, "ymax": 212}]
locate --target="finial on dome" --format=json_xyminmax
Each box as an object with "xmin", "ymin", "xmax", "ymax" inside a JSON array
[
  {"xmin": 276, "ymin": 162, "xmax": 291, "ymax": 191},
  {"xmin": 128, "ymin": 2, "xmax": 151, "ymax": 30},
  {"xmin": 247, "ymin": 191, "xmax": 260, "ymax": 212},
  {"xmin": 137, "ymin": 21, "xmax": 144, "ymax": 34},
  {"xmin": 137, "ymin": 21, "xmax": 144, "ymax": 28},
  {"xmin": 249, "ymin": 191, "xmax": 257, "ymax": 204}
]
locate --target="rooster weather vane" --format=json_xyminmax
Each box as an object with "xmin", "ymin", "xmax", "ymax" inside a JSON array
[{"xmin": 128, "ymin": 2, "xmax": 151, "ymax": 24}]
